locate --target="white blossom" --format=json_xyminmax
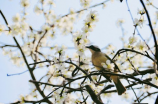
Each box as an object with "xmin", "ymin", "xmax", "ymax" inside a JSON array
[
  {"xmin": 24, "ymin": 95, "xmax": 33, "ymax": 101},
  {"xmin": 10, "ymin": 23, "xmax": 21, "ymax": 36},
  {"xmin": 21, "ymin": 21, "xmax": 29, "ymax": 31},
  {"xmin": 12, "ymin": 13, "xmax": 21, "ymax": 23},
  {"xmin": 65, "ymin": 94, "xmax": 76, "ymax": 104},
  {"xmin": 128, "ymin": 36, "xmax": 137, "ymax": 45},
  {"xmin": 80, "ymin": 0, "xmax": 92, "ymax": 8},
  {"xmin": 136, "ymin": 40, "xmax": 148, "ymax": 52},
  {"xmin": 133, "ymin": 16, "xmax": 145, "ymax": 27},
  {"xmin": 42, "ymin": 24, "xmax": 51, "ymax": 31},
  {"xmin": 101, "ymin": 60, "xmax": 115, "ymax": 71},
  {"xmin": 101, "ymin": 62, "xmax": 107, "ymax": 68},
  {"xmin": 46, "ymin": 0, "xmax": 56, "ymax": 7},
  {"xmin": 86, "ymin": 11, "xmax": 99, "ymax": 23},
  {"xmin": 137, "ymin": 8, "xmax": 145, "ymax": 15},
  {"xmin": 139, "ymin": 16, "xmax": 145, "ymax": 27},
  {"xmin": 34, "ymin": 6, "xmax": 42, "ymax": 15},
  {"xmin": 73, "ymin": 31, "xmax": 87, "ymax": 48},
  {"xmin": 133, "ymin": 18, "xmax": 139, "ymax": 26},
  {"xmin": 54, "ymin": 45, "xmax": 66, "ymax": 57},
  {"xmin": 20, "ymin": 0, "xmax": 30, "ymax": 8}
]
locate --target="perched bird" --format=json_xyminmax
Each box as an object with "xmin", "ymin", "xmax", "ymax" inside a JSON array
[{"xmin": 86, "ymin": 45, "xmax": 126, "ymax": 95}]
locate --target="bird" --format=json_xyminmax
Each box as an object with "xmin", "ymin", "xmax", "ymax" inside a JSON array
[{"xmin": 86, "ymin": 45, "xmax": 126, "ymax": 95}]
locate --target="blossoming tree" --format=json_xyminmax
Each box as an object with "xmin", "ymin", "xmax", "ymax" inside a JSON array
[{"xmin": 0, "ymin": 0, "xmax": 158, "ymax": 103}]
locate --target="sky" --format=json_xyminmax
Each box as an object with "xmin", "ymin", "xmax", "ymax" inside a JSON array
[{"xmin": 0, "ymin": 0, "xmax": 158, "ymax": 103}]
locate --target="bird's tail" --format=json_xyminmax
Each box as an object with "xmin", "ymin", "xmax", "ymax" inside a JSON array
[{"xmin": 112, "ymin": 76, "xmax": 126, "ymax": 95}]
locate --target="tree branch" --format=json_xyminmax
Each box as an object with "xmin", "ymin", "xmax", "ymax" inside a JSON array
[
  {"xmin": 140, "ymin": 0, "xmax": 158, "ymax": 73},
  {"xmin": 85, "ymin": 85, "xmax": 103, "ymax": 104}
]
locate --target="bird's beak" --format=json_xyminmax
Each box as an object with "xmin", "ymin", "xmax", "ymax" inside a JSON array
[{"xmin": 85, "ymin": 46, "xmax": 90, "ymax": 48}]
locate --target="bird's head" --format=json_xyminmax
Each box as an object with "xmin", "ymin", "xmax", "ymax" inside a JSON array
[{"xmin": 86, "ymin": 45, "xmax": 101, "ymax": 53}]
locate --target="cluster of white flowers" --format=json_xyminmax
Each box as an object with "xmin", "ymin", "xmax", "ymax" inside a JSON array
[
  {"xmin": 73, "ymin": 31, "xmax": 89, "ymax": 56},
  {"xmin": 2, "ymin": 48, "xmax": 26, "ymax": 66},
  {"xmin": 64, "ymin": 94, "xmax": 77, "ymax": 104},
  {"xmin": 73, "ymin": 11, "xmax": 98, "ymax": 56},
  {"xmin": 82, "ymin": 11, "xmax": 98, "ymax": 32},
  {"xmin": 52, "ymin": 89, "xmax": 67, "ymax": 103},
  {"xmin": 21, "ymin": 42, "xmax": 36, "ymax": 56},
  {"xmin": 133, "ymin": 8, "xmax": 146, "ymax": 28},
  {"xmin": 84, "ymin": 81, "xmax": 102, "ymax": 93},
  {"xmin": 130, "ymin": 55, "xmax": 144, "ymax": 69},
  {"xmin": 46, "ymin": 46, "xmax": 68, "ymax": 78},
  {"xmin": 45, "ymin": 10, "xmax": 56, "ymax": 24},
  {"xmin": 127, "ymin": 36, "xmax": 147, "ymax": 52},
  {"xmin": 34, "ymin": 4, "xmax": 76, "ymax": 35},
  {"xmin": 10, "ymin": 13, "xmax": 29, "ymax": 36},
  {"xmin": 105, "ymin": 44, "xmax": 116, "ymax": 56},
  {"xmin": 49, "ymin": 90, "xmax": 84, "ymax": 104},
  {"xmin": 10, "ymin": 56, "xmax": 25, "ymax": 66},
  {"xmin": 44, "ymin": 9, "xmax": 77, "ymax": 35},
  {"xmin": 55, "ymin": 14, "xmax": 76, "ymax": 35}
]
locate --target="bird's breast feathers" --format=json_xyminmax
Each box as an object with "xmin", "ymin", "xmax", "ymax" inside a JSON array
[{"xmin": 92, "ymin": 52, "xmax": 108, "ymax": 70}]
